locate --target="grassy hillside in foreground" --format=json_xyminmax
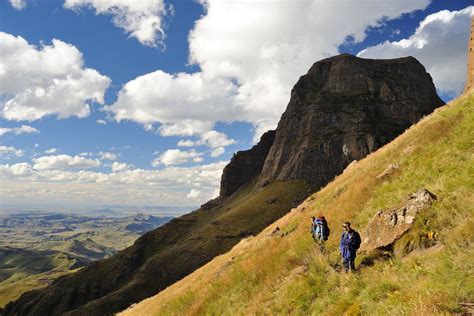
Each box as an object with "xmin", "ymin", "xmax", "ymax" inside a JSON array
[{"xmin": 121, "ymin": 93, "xmax": 474, "ymax": 315}]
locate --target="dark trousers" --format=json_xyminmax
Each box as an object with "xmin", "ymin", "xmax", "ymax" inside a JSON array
[{"xmin": 343, "ymin": 258, "xmax": 355, "ymax": 272}]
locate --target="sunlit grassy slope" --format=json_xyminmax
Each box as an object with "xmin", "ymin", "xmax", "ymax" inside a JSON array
[
  {"xmin": 0, "ymin": 248, "xmax": 79, "ymax": 307},
  {"xmin": 121, "ymin": 94, "xmax": 474, "ymax": 315}
]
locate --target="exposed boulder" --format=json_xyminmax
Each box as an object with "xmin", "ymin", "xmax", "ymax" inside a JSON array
[
  {"xmin": 402, "ymin": 144, "xmax": 417, "ymax": 155},
  {"xmin": 220, "ymin": 130, "xmax": 275, "ymax": 197},
  {"xmin": 258, "ymin": 54, "xmax": 444, "ymax": 189},
  {"xmin": 359, "ymin": 189, "xmax": 437, "ymax": 253},
  {"xmin": 376, "ymin": 163, "xmax": 400, "ymax": 179},
  {"xmin": 343, "ymin": 160, "xmax": 358, "ymax": 174}
]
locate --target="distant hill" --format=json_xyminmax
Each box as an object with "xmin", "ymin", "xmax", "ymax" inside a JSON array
[
  {"xmin": 1, "ymin": 54, "xmax": 445, "ymax": 316},
  {"xmin": 0, "ymin": 247, "xmax": 86, "ymax": 308},
  {"xmin": 0, "ymin": 213, "xmax": 172, "ymax": 308}
]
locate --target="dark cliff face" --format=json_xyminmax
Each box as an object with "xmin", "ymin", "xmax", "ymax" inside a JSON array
[
  {"xmin": 258, "ymin": 54, "xmax": 444, "ymax": 189},
  {"xmin": 220, "ymin": 130, "xmax": 275, "ymax": 197},
  {"xmin": 2, "ymin": 54, "xmax": 444, "ymax": 316}
]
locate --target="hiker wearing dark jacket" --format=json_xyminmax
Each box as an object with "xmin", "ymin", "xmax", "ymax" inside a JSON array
[{"xmin": 339, "ymin": 222, "xmax": 361, "ymax": 272}]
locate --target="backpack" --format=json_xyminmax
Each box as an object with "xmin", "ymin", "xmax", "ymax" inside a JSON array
[
  {"xmin": 312, "ymin": 220, "xmax": 322, "ymax": 238},
  {"xmin": 352, "ymin": 231, "xmax": 361, "ymax": 250},
  {"xmin": 321, "ymin": 218, "xmax": 330, "ymax": 241}
]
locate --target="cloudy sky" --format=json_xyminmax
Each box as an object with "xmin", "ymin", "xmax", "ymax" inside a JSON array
[{"xmin": 0, "ymin": 0, "xmax": 472, "ymax": 213}]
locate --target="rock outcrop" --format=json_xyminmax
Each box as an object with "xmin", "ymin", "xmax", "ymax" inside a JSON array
[
  {"xmin": 359, "ymin": 189, "xmax": 437, "ymax": 253},
  {"xmin": 376, "ymin": 163, "xmax": 400, "ymax": 179},
  {"xmin": 258, "ymin": 54, "xmax": 444, "ymax": 189},
  {"xmin": 220, "ymin": 130, "xmax": 275, "ymax": 197}
]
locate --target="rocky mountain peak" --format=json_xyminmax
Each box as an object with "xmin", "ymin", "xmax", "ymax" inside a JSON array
[{"xmin": 257, "ymin": 54, "xmax": 444, "ymax": 189}]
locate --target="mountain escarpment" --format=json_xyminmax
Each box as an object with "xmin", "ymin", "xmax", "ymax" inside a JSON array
[
  {"xmin": 1, "ymin": 54, "xmax": 443, "ymax": 316},
  {"xmin": 258, "ymin": 54, "xmax": 444, "ymax": 189},
  {"xmin": 220, "ymin": 130, "xmax": 275, "ymax": 197}
]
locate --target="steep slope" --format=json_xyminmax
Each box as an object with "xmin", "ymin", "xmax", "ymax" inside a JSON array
[
  {"xmin": 120, "ymin": 93, "xmax": 473, "ymax": 315},
  {"xmin": 1, "ymin": 54, "xmax": 444, "ymax": 316},
  {"xmin": 259, "ymin": 54, "xmax": 444, "ymax": 189}
]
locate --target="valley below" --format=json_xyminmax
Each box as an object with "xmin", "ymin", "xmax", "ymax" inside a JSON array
[{"xmin": 0, "ymin": 211, "xmax": 173, "ymax": 307}]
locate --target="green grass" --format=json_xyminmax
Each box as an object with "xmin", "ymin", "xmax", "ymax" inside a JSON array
[
  {"xmin": 120, "ymin": 93, "xmax": 474, "ymax": 316},
  {"xmin": 0, "ymin": 249, "xmax": 79, "ymax": 307},
  {"xmin": 0, "ymin": 212, "xmax": 169, "ymax": 308}
]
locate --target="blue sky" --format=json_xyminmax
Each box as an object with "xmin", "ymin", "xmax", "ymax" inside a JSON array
[{"xmin": 0, "ymin": 0, "xmax": 472, "ymax": 213}]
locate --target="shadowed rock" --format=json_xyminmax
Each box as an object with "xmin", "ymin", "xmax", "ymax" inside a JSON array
[
  {"xmin": 220, "ymin": 130, "xmax": 275, "ymax": 197},
  {"xmin": 258, "ymin": 54, "xmax": 444, "ymax": 190}
]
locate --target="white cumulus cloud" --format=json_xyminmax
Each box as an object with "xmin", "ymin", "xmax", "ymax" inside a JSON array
[
  {"xmin": 106, "ymin": 0, "xmax": 431, "ymax": 140},
  {"xmin": 9, "ymin": 0, "xmax": 26, "ymax": 10},
  {"xmin": 96, "ymin": 119, "xmax": 107, "ymax": 125},
  {"xmin": 199, "ymin": 131, "xmax": 235, "ymax": 148},
  {"xmin": 0, "ymin": 162, "xmax": 32, "ymax": 178},
  {"xmin": 158, "ymin": 119, "xmax": 214, "ymax": 137},
  {"xmin": 0, "ymin": 145, "xmax": 24, "ymax": 158},
  {"xmin": 358, "ymin": 6, "xmax": 474, "ymax": 97},
  {"xmin": 111, "ymin": 161, "xmax": 131, "ymax": 172},
  {"xmin": 0, "ymin": 161, "xmax": 227, "ymax": 207},
  {"xmin": 63, "ymin": 0, "xmax": 172, "ymax": 47},
  {"xmin": 0, "ymin": 32, "xmax": 110, "ymax": 121},
  {"xmin": 99, "ymin": 151, "xmax": 119, "ymax": 161},
  {"xmin": 177, "ymin": 130, "xmax": 235, "ymax": 149},
  {"xmin": 210, "ymin": 147, "xmax": 225, "ymax": 157},
  {"xmin": 0, "ymin": 125, "xmax": 39, "ymax": 136},
  {"xmin": 152, "ymin": 149, "xmax": 203, "ymax": 166},
  {"xmin": 186, "ymin": 188, "xmax": 202, "ymax": 199},
  {"xmin": 107, "ymin": 71, "xmax": 242, "ymax": 128},
  {"xmin": 45, "ymin": 148, "xmax": 58, "ymax": 154},
  {"xmin": 177, "ymin": 139, "xmax": 195, "ymax": 147},
  {"xmin": 32, "ymin": 154, "xmax": 101, "ymax": 170}
]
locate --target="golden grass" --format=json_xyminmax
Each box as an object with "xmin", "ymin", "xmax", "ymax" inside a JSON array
[{"xmin": 120, "ymin": 93, "xmax": 474, "ymax": 316}]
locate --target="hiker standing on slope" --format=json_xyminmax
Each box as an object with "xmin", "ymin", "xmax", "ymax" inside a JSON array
[
  {"xmin": 340, "ymin": 222, "xmax": 361, "ymax": 272},
  {"xmin": 311, "ymin": 215, "xmax": 330, "ymax": 251}
]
